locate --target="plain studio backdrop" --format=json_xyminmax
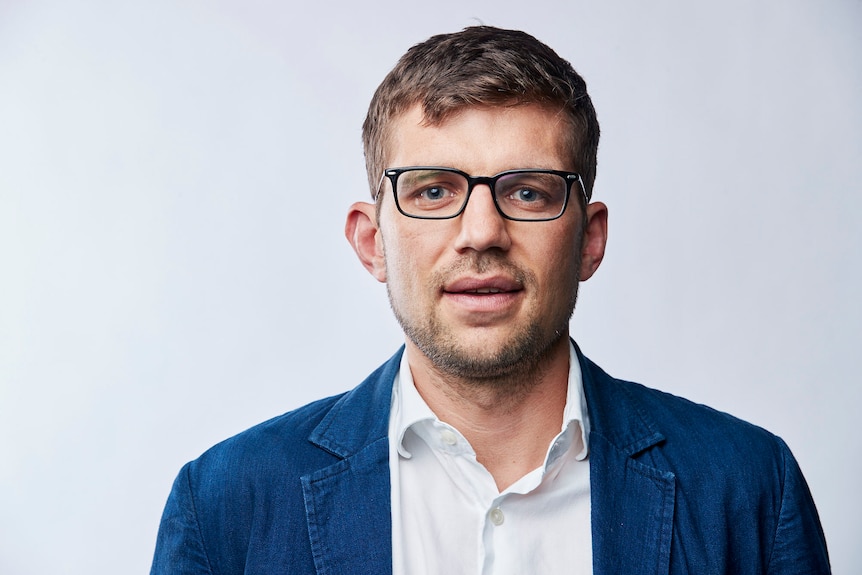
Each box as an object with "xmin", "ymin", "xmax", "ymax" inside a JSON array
[{"xmin": 1, "ymin": 1, "xmax": 859, "ymax": 573}]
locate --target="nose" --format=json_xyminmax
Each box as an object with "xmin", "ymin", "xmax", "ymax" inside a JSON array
[{"xmin": 453, "ymin": 184, "xmax": 512, "ymax": 253}]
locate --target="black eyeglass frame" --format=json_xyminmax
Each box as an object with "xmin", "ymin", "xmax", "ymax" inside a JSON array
[{"xmin": 376, "ymin": 166, "xmax": 591, "ymax": 222}]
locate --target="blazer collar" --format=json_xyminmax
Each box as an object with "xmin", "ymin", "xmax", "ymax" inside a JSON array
[
  {"xmin": 577, "ymin": 347, "xmax": 665, "ymax": 455},
  {"xmin": 308, "ymin": 347, "xmax": 402, "ymax": 458},
  {"xmin": 307, "ymin": 342, "xmax": 667, "ymax": 459}
]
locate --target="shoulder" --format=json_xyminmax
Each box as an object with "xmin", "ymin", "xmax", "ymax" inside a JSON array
[
  {"xmin": 580, "ymin": 355, "xmax": 793, "ymax": 485},
  {"xmin": 152, "ymin": 394, "xmax": 354, "ymax": 574},
  {"xmin": 583, "ymin": 355, "xmax": 780, "ymax": 448},
  {"xmin": 152, "ymin": 355, "xmax": 401, "ymax": 571},
  {"xmin": 580, "ymin": 358, "xmax": 830, "ymax": 570},
  {"xmin": 189, "ymin": 392, "xmax": 348, "ymax": 483},
  {"xmin": 182, "ymin": 348, "xmax": 401, "ymax": 488},
  {"xmin": 625, "ymin": 377, "xmax": 780, "ymax": 455}
]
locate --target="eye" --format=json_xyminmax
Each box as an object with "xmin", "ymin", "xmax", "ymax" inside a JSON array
[
  {"xmin": 505, "ymin": 186, "xmax": 549, "ymax": 206},
  {"xmin": 511, "ymin": 188, "xmax": 541, "ymax": 202},
  {"xmin": 409, "ymin": 182, "xmax": 461, "ymax": 212},
  {"xmin": 419, "ymin": 186, "xmax": 450, "ymax": 201}
]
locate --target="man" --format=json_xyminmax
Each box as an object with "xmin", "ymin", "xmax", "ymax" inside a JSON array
[{"xmin": 151, "ymin": 26, "xmax": 830, "ymax": 574}]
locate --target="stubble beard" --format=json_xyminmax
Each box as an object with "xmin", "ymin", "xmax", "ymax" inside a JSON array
[{"xmin": 387, "ymin": 250, "xmax": 581, "ymax": 390}]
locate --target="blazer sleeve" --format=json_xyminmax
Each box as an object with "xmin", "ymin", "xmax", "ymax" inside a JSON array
[
  {"xmin": 767, "ymin": 438, "xmax": 830, "ymax": 574},
  {"xmin": 150, "ymin": 463, "xmax": 214, "ymax": 575}
]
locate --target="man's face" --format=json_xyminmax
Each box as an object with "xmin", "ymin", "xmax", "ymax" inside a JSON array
[{"xmin": 369, "ymin": 103, "xmax": 603, "ymax": 380}]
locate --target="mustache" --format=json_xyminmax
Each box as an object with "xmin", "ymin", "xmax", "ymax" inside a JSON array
[{"xmin": 434, "ymin": 251, "xmax": 531, "ymax": 286}]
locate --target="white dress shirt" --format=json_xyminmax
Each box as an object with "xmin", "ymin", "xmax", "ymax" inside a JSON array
[{"xmin": 388, "ymin": 342, "xmax": 592, "ymax": 575}]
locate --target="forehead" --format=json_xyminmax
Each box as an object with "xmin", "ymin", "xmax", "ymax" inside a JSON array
[{"xmin": 385, "ymin": 103, "xmax": 572, "ymax": 173}]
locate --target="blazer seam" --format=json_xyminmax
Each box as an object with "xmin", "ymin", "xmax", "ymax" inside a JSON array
[
  {"xmin": 302, "ymin": 473, "xmax": 330, "ymax": 575},
  {"xmin": 183, "ymin": 463, "xmax": 216, "ymax": 575},
  {"xmin": 764, "ymin": 436, "xmax": 788, "ymax": 573}
]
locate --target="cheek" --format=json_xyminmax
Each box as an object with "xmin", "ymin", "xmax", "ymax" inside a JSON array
[
  {"xmin": 381, "ymin": 229, "xmax": 425, "ymax": 290},
  {"xmin": 383, "ymin": 219, "xmax": 448, "ymax": 276},
  {"xmin": 532, "ymin": 229, "xmax": 581, "ymax": 297},
  {"xmin": 542, "ymin": 254, "xmax": 576, "ymax": 298}
]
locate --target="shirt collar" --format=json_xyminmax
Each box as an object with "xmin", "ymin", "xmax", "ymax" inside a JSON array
[{"xmin": 389, "ymin": 341, "xmax": 590, "ymax": 461}]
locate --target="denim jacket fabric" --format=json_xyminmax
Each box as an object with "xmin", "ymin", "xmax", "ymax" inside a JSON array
[{"xmin": 151, "ymin": 345, "xmax": 830, "ymax": 574}]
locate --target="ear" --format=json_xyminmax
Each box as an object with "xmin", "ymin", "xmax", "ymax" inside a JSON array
[
  {"xmin": 579, "ymin": 201, "xmax": 608, "ymax": 281},
  {"xmin": 345, "ymin": 201, "xmax": 387, "ymax": 282}
]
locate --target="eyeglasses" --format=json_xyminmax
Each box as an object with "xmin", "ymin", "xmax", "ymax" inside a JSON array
[{"xmin": 376, "ymin": 167, "xmax": 589, "ymax": 221}]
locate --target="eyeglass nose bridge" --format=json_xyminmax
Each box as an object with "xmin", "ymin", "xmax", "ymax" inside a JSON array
[{"xmin": 457, "ymin": 174, "xmax": 505, "ymax": 218}]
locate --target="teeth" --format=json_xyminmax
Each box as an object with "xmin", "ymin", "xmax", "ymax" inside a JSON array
[{"xmin": 471, "ymin": 288, "xmax": 503, "ymax": 294}]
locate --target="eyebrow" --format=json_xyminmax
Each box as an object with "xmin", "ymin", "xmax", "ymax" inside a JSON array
[{"xmin": 401, "ymin": 169, "xmax": 460, "ymax": 185}]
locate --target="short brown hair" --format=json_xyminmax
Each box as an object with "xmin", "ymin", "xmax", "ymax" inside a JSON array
[{"xmin": 362, "ymin": 26, "xmax": 600, "ymax": 198}]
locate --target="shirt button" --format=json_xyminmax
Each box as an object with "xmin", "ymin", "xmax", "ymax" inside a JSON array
[
  {"xmin": 489, "ymin": 507, "xmax": 505, "ymax": 526},
  {"xmin": 440, "ymin": 429, "xmax": 458, "ymax": 446}
]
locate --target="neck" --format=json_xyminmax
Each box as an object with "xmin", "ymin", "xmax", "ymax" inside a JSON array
[{"xmin": 405, "ymin": 336, "xmax": 571, "ymax": 491}]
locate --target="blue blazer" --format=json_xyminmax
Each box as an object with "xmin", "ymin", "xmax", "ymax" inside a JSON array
[{"xmin": 151, "ymin": 347, "xmax": 830, "ymax": 574}]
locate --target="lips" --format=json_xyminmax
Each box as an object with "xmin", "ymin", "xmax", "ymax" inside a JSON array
[
  {"xmin": 440, "ymin": 276, "xmax": 523, "ymax": 318},
  {"xmin": 443, "ymin": 276, "xmax": 523, "ymax": 295}
]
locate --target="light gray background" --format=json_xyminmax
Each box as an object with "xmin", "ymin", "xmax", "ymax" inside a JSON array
[{"xmin": 1, "ymin": 1, "xmax": 859, "ymax": 573}]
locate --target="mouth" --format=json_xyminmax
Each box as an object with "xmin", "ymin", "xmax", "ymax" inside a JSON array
[
  {"xmin": 443, "ymin": 276, "xmax": 524, "ymax": 296},
  {"xmin": 440, "ymin": 277, "xmax": 525, "ymax": 319}
]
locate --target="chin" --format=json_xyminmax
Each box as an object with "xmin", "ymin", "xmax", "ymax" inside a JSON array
[{"xmin": 409, "ymin": 320, "xmax": 567, "ymax": 381}]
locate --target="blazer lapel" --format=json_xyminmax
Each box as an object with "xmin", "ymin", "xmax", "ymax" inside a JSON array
[
  {"xmin": 301, "ymin": 350, "xmax": 401, "ymax": 575},
  {"xmin": 589, "ymin": 433, "xmax": 676, "ymax": 575},
  {"xmin": 302, "ymin": 437, "xmax": 392, "ymax": 575},
  {"xmin": 579, "ymin": 350, "xmax": 676, "ymax": 575}
]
